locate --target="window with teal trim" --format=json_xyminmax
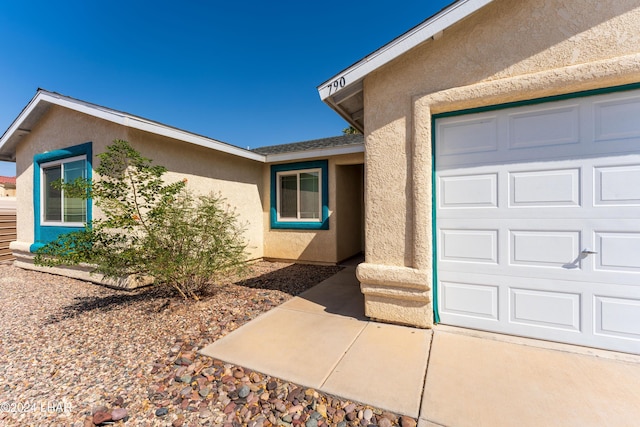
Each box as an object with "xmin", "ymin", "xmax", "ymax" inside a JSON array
[
  {"xmin": 270, "ymin": 160, "xmax": 329, "ymax": 230},
  {"xmin": 32, "ymin": 142, "xmax": 92, "ymax": 252}
]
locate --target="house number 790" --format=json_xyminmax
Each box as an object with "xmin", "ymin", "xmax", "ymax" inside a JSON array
[{"xmin": 326, "ymin": 77, "xmax": 346, "ymax": 95}]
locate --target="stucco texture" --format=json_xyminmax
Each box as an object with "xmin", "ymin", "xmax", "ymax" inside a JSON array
[
  {"xmin": 15, "ymin": 106, "xmax": 265, "ymax": 262},
  {"xmin": 358, "ymin": 0, "xmax": 640, "ymax": 327},
  {"xmin": 263, "ymin": 153, "xmax": 364, "ymax": 264}
]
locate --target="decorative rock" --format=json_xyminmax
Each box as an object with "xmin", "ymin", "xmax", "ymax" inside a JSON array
[
  {"xmin": 199, "ymin": 387, "xmax": 210, "ymax": 398},
  {"xmin": 381, "ymin": 412, "xmax": 396, "ymax": 421},
  {"xmin": 316, "ymin": 404, "xmax": 327, "ymax": 418},
  {"xmin": 275, "ymin": 401, "xmax": 287, "ymax": 413},
  {"xmin": 179, "ymin": 375, "xmax": 192, "ymax": 383},
  {"xmin": 111, "ymin": 407, "xmax": 128, "ymax": 421},
  {"xmin": 238, "ymin": 385, "xmax": 250, "ymax": 398},
  {"xmin": 267, "ymin": 380, "xmax": 278, "ymax": 391},
  {"xmin": 180, "ymin": 386, "xmax": 192, "ymax": 397},
  {"xmin": 305, "ymin": 418, "xmax": 318, "ymax": 427},
  {"xmin": 199, "ymin": 408, "xmax": 214, "ymax": 418},
  {"xmin": 400, "ymin": 416, "xmax": 417, "ymax": 427},
  {"xmin": 363, "ymin": 408, "xmax": 373, "ymax": 421},
  {"xmin": 346, "ymin": 412, "xmax": 357, "ymax": 422},
  {"xmin": 289, "ymin": 404, "xmax": 304, "ymax": 414},
  {"xmin": 91, "ymin": 405, "xmax": 108, "ymax": 415},
  {"xmin": 155, "ymin": 407, "xmax": 169, "ymax": 417},
  {"xmin": 224, "ymin": 402, "xmax": 237, "ymax": 414},
  {"xmin": 172, "ymin": 416, "xmax": 185, "ymax": 427},
  {"xmin": 344, "ymin": 403, "xmax": 356, "ymax": 414},
  {"xmin": 333, "ymin": 409, "xmax": 345, "ymax": 423},
  {"xmin": 92, "ymin": 411, "xmax": 112, "ymax": 425},
  {"xmin": 337, "ymin": 422, "xmax": 347, "ymax": 427}
]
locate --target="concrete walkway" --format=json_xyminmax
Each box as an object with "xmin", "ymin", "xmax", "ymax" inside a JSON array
[{"xmin": 200, "ymin": 266, "xmax": 640, "ymax": 426}]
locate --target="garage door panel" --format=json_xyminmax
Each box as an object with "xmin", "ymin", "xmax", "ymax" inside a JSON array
[
  {"xmin": 439, "ymin": 173, "xmax": 498, "ymax": 208},
  {"xmin": 510, "ymin": 288, "xmax": 581, "ymax": 332},
  {"xmin": 440, "ymin": 229, "xmax": 498, "ymax": 264},
  {"xmin": 594, "ymin": 164, "xmax": 640, "ymax": 205},
  {"xmin": 594, "ymin": 296, "xmax": 640, "ymax": 340},
  {"xmin": 509, "ymin": 168, "xmax": 581, "ymax": 207},
  {"xmin": 595, "ymin": 232, "xmax": 640, "ymax": 272},
  {"xmin": 594, "ymin": 95, "xmax": 640, "ymax": 142},
  {"xmin": 440, "ymin": 281, "xmax": 499, "ymax": 320},
  {"xmin": 508, "ymin": 105, "xmax": 580, "ymax": 150},
  {"xmin": 510, "ymin": 230, "xmax": 581, "ymax": 268},
  {"xmin": 438, "ymin": 116, "xmax": 498, "ymax": 157},
  {"xmin": 436, "ymin": 88, "xmax": 640, "ymax": 354}
]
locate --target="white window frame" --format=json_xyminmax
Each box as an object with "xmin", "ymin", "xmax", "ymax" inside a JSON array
[
  {"xmin": 275, "ymin": 167, "xmax": 322, "ymax": 223},
  {"xmin": 40, "ymin": 154, "xmax": 87, "ymax": 227}
]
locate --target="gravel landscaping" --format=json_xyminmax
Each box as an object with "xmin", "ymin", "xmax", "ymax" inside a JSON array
[{"xmin": 0, "ymin": 262, "xmax": 417, "ymax": 427}]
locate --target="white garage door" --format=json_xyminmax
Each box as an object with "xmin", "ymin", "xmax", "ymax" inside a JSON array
[{"xmin": 435, "ymin": 88, "xmax": 640, "ymax": 354}]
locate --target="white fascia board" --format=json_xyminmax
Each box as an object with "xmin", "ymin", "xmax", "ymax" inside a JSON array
[
  {"xmin": 122, "ymin": 115, "xmax": 265, "ymax": 162},
  {"xmin": 2, "ymin": 90, "xmax": 266, "ymax": 163},
  {"xmin": 317, "ymin": 0, "xmax": 495, "ymax": 101},
  {"xmin": 265, "ymin": 144, "xmax": 364, "ymax": 163},
  {"xmin": 0, "ymin": 92, "xmax": 47, "ymax": 154}
]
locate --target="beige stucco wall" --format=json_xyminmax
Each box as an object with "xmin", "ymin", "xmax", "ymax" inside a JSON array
[
  {"xmin": 359, "ymin": 0, "xmax": 640, "ymax": 327},
  {"xmin": 263, "ymin": 152, "xmax": 364, "ymax": 264},
  {"xmin": 13, "ymin": 106, "xmax": 264, "ymax": 277}
]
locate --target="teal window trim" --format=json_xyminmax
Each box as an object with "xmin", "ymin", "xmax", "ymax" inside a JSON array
[
  {"xmin": 430, "ymin": 82, "xmax": 640, "ymax": 324},
  {"xmin": 31, "ymin": 142, "xmax": 92, "ymax": 252},
  {"xmin": 270, "ymin": 160, "xmax": 329, "ymax": 230}
]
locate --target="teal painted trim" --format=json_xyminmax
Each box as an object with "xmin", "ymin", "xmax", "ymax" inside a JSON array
[
  {"xmin": 431, "ymin": 116, "xmax": 440, "ymax": 324},
  {"xmin": 270, "ymin": 160, "xmax": 329, "ymax": 230},
  {"xmin": 433, "ymin": 82, "xmax": 640, "ymax": 120},
  {"xmin": 32, "ymin": 142, "xmax": 92, "ymax": 252}
]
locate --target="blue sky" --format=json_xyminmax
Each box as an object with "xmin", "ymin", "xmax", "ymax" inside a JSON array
[{"xmin": 0, "ymin": 0, "xmax": 453, "ymax": 176}]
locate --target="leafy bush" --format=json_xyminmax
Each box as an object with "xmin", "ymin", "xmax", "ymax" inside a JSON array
[{"xmin": 35, "ymin": 139, "xmax": 248, "ymax": 299}]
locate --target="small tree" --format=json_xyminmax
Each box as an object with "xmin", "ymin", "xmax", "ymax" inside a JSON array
[
  {"xmin": 342, "ymin": 126, "xmax": 361, "ymax": 135},
  {"xmin": 35, "ymin": 139, "xmax": 248, "ymax": 299}
]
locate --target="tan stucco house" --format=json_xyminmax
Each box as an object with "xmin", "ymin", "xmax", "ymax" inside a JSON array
[
  {"xmin": 1, "ymin": 0, "xmax": 639, "ymax": 355},
  {"xmin": 318, "ymin": 0, "xmax": 640, "ymax": 354},
  {"xmin": 0, "ymin": 90, "xmax": 364, "ymax": 282}
]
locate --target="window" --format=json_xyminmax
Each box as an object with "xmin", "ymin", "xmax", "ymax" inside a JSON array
[
  {"xmin": 277, "ymin": 169, "xmax": 321, "ymax": 221},
  {"xmin": 41, "ymin": 156, "xmax": 87, "ymax": 225},
  {"xmin": 32, "ymin": 142, "xmax": 92, "ymax": 252},
  {"xmin": 270, "ymin": 160, "xmax": 328, "ymax": 230}
]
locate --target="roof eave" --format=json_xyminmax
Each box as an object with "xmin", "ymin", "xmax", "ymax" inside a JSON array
[
  {"xmin": 317, "ymin": 0, "xmax": 495, "ymax": 129},
  {"xmin": 265, "ymin": 143, "xmax": 364, "ymax": 163},
  {"xmin": 0, "ymin": 90, "xmax": 267, "ymax": 163}
]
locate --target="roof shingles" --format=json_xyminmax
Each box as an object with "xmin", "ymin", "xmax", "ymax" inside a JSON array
[{"xmin": 252, "ymin": 134, "xmax": 363, "ymax": 155}]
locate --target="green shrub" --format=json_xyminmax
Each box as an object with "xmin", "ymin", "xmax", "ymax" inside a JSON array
[{"xmin": 35, "ymin": 139, "xmax": 248, "ymax": 299}]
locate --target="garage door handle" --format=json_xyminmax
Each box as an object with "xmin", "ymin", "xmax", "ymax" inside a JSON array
[{"xmin": 581, "ymin": 250, "xmax": 598, "ymax": 255}]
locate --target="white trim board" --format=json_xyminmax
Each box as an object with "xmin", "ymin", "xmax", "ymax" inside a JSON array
[{"xmin": 317, "ymin": 0, "xmax": 494, "ymax": 101}]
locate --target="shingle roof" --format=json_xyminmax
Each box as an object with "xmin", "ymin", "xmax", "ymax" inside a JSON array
[{"xmin": 252, "ymin": 134, "xmax": 364, "ymax": 155}]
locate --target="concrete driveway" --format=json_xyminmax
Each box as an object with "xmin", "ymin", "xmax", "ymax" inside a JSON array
[{"xmin": 201, "ymin": 266, "xmax": 640, "ymax": 426}]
